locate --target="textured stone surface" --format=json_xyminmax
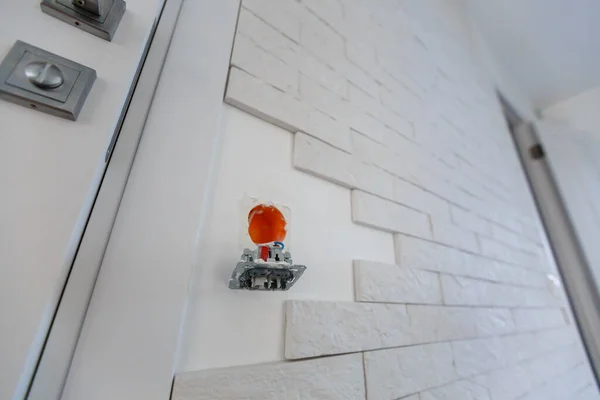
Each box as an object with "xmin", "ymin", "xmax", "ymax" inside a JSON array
[
  {"xmin": 395, "ymin": 235, "xmax": 549, "ymax": 288},
  {"xmin": 407, "ymin": 305, "xmax": 516, "ymax": 342},
  {"xmin": 353, "ymin": 260, "xmax": 442, "ymax": 304},
  {"xmin": 451, "ymin": 327, "xmax": 578, "ymax": 378},
  {"xmin": 477, "ymin": 234, "xmax": 547, "ymax": 270},
  {"xmin": 231, "ymin": 34, "xmax": 299, "ymax": 95},
  {"xmin": 512, "ymin": 308, "xmax": 566, "ymax": 332},
  {"xmin": 394, "ymin": 177, "xmax": 451, "ymax": 220},
  {"xmin": 431, "ymin": 219, "xmax": 479, "ymax": 253},
  {"xmin": 351, "ymin": 190, "xmax": 432, "ymax": 239},
  {"xmin": 293, "ymin": 132, "xmax": 394, "ymax": 199},
  {"xmin": 420, "ymin": 379, "xmax": 491, "ymax": 400},
  {"xmin": 452, "ymin": 336, "xmax": 506, "ymax": 377},
  {"xmin": 449, "ymin": 205, "xmax": 492, "ymax": 236},
  {"xmin": 285, "ymin": 300, "xmax": 411, "ymax": 359},
  {"xmin": 518, "ymin": 364, "xmax": 595, "ymax": 400},
  {"xmin": 363, "ymin": 343, "xmax": 458, "ymax": 399},
  {"xmin": 285, "ymin": 300, "xmax": 516, "ymax": 359},
  {"xmin": 440, "ymin": 274, "xmax": 559, "ymax": 307},
  {"xmin": 242, "ymin": 0, "xmax": 302, "ymax": 41},
  {"xmin": 226, "ymin": 68, "xmax": 352, "ymax": 152},
  {"xmin": 473, "ymin": 344, "xmax": 585, "ymax": 400},
  {"xmin": 172, "ymin": 354, "xmax": 365, "ymax": 400}
]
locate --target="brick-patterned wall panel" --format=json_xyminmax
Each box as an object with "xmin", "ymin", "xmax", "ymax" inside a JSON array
[
  {"xmin": 284, "ymin": 300, "xmax": 566, "ymax": 359},
  {"xmin": 353, "ymin": 260, "xmax": 443, "ymax": 304},
  {"xmin": 440, "ymin": 275, "xmax": 560, "ymax": 307},
  {"xmin": 363, "ymin": 343, "xmax": 459, "ymax": 399},
  {"xmin": 363, "ymin": 327, "xmax": 581, "ymax": 400},
  {"xmin": 172, "ymin": 354, "xmax": 365, "ymax": 400},
  {"xmin": 395, "ymin": 234, "xmax": 550, "ymax": 287},
  {"xmin": 226, "ymin": 0, "xmax": 544, "ymax": 247},
  {"xmin": 171, "ymin": 0, "xmax": 600, "ymax": 399}
]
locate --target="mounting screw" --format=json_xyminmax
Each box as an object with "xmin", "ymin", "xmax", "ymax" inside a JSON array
[{"xmin": 529, "ymin": 144, "xmax": 545, "ymax": 160}]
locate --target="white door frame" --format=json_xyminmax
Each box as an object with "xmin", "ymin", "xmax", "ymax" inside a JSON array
[
  {"xmin": 25, "ymin": 0, "xmax": 182, "ymax": 398},
  {"xmin": 54, "ymin": 1, "xmax": 240, "ymax": 399}
]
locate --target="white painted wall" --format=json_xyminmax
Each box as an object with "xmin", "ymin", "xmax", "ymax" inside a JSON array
[
  {"xmin": 465, "ymin": 0, "xmax": 600, "ymax": 109},
  {"xmin": 0, "ymin": 2, "xmax": 161, "ymax": 398},
  {"xmin": 543, "ymin": 85, "xmax": 600, "ymax": 135},
  {"xmin": 178, "ymin": 105, "xmax": 395, "ymax": 371}
]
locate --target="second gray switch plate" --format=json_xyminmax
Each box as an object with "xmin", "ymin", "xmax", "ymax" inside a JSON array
[
  {"xmin": 41, "ymin": 0, "xmax": 126, "ymax": 41},
  {"xmin": 0, "ymin": 41, "xmax": 96, "ymax": 120}
]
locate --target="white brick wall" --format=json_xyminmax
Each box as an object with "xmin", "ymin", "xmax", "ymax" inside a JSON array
[
  {"xmin": 177, "ymin": 0, "xmax": 599, "ymax": 399},
  {"xmin": 420, "ymin": 379, "xmax": 491, "ymax": 400},
  {"xmin": 293, "ymin": 132, "xmax": 391, "ymax": 197},
  {"xmin": 353, "ymin": 260, "xmax": 443, "ymax": 304},
  {"xmin": 172, "ymin": 353, "xmax": 365, "ymax": 400},
  {"xmin": 226, "ymin": 69, "xmax": 352, "ymax": 151},
  {"xmin": 351, "ymin": 190, "xmax": 432, "ymax": 239},
  {"xmin": 284, "ymin": 299, "xmax": 567, "ymax": 360},
  {"xmin": 472, "ymin": 344, "xmax": 584, "ymax": 400},
  {"xmin": 511, "ymin": 308, "xmax": 566, "ymax": 332},
  {"xmin": 395, "ymin": 234, "xmax": 550, "ymax": 288},
  {"xmin": 440, "ymin": 275, "xmax": 559, "ymax": 307},
  {"xmin": 364, "ymin": 343, "xmax": 458, "ymax": 399}
]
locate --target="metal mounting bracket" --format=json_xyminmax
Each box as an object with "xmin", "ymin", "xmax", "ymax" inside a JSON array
[{"xmin": 40, "ymin": 0, "xmax": 126, "ymax": 41}]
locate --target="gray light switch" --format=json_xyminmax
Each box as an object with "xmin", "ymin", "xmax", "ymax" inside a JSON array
[{"xmin": 0, "ymin": 41, "xmax": 96, "ymax": 121}]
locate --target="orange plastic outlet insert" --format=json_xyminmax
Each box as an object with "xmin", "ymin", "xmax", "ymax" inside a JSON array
[{"xmin": 247, "ymin": 204, "xmax": 287, "ymax": 245}]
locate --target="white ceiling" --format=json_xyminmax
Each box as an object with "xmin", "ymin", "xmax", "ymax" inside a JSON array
[{"xmin": 466, "ymin": 0, "xmax": 600, "ymax": 110}]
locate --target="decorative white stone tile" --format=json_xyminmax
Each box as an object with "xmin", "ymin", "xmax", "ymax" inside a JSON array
[
  {"xmin": 452, "ymin": 336, "xmax": 506, "ymax": 377},
  {"xmin": 231, "ymin": 34, "xmax": 299, "ymax": 95},
  {"xmin": 431, "ymin": 219, "xmax": 479, "ymax": 253},
  {"xmin": 351, "ymin": 190, "xmax": 432, "ymax": 239},
  {"xmin": 293, "ymin": 132, "xmax": 394, "ymax": 199},
  {"xmin": 226, "ymin": 68, "xmax": 352, "ymax": 152},
  {"xmin": 395, "ymin": 235, "xmax": 549, "ymax": 288},
  {"xmin": 353, "ymin": 260, "xmax": 442, "ymax": 304},
  {"xmin": 518, "ymin": 364, "xmax": 594, "ymax": 400},
  {"xmin": 236, "ymin": 7, "xmax": 298, "ymax": 63},
  {"xmin": 440, "ymin": 275, "xmax": 559, "ymax": 307},
  {"xmin": 452, "ymin": 327, "xmax": 579, "ymax": 379},
  {"xmin": 471, "ymin": 343, "xmax": 586, "ymax": 400},
  {"xmin": 449, "ymin": 205, "xmax": 492, "ymax": 236},
  {"xmin": 171, "ymin": 354, "xmax": 365, "ymax": 400},
  {"xmin": 242, "ymin": 0, "xmax": 303, "ymax": 42},
  {"xmin": 284, "ymin": 300, "xmax": 411, "ymax": 359},
  {"xmin": 420, "ymin": 379, "xmax": 491, "ymax": 400},
  {"xmin": 363, "ymin": 343, "xmax": 458, "ymax": 399},
  {"xmin": 394, "ymin": 178, "xmax": 451, "ymax": 220},
  {"xmin": 477, "ymin": 235, "xmax": 546, "ymax": 270},
  {"xmin": 300, "ymin": 9, "xmax": 345, "ymax": 68},
  {"xmin": 512, "ymin": 308, "xmax": 565, "ymax": 332},
  {"xmin": 285, "ymin": 300, "xmax": 516, "ymax": 360},
  {"xmin": 407, "ymin": 305, "xmax": 515, "ymax": 342}
]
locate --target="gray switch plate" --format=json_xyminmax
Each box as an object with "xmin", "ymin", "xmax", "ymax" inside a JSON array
[
  {"xmin": 40, "ymin": 0, "xmax": 126, "ymax": 42},
  {"xmin": 0, "ymin": 41, "xmax": 96, "ymax": 120}
]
